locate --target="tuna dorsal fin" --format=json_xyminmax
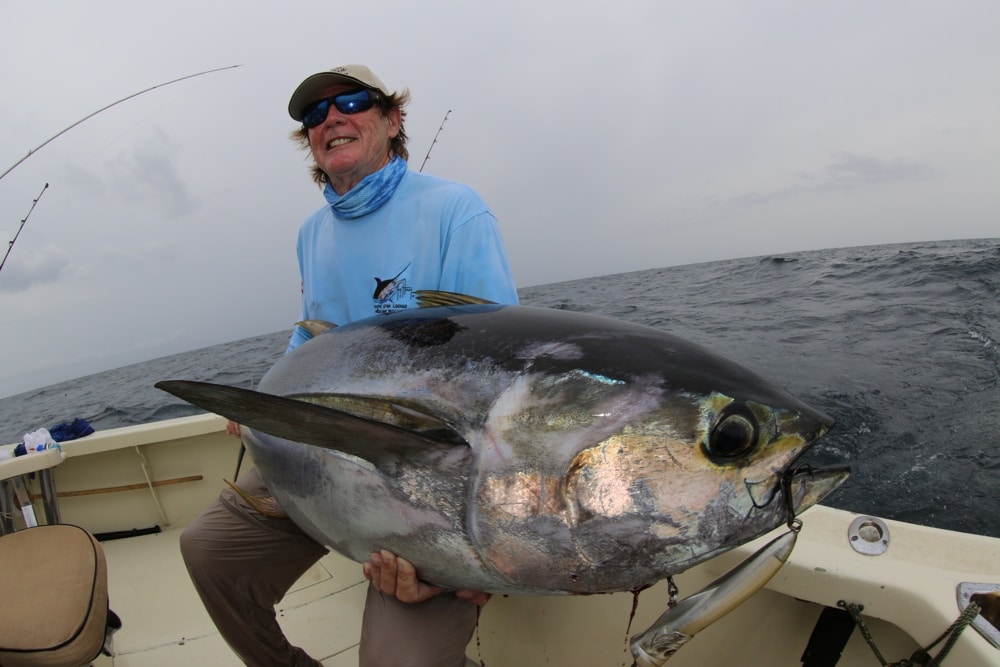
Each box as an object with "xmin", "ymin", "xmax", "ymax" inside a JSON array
[
  {"xmin": 155, "ymin": 380, "xmax": 465, "ymax": 465},
  {"xmin": 414, "ymin": 290, "xmax": 497, "ymax": 308},
  {"xmin": 296, "ymin": 319, "xmax": 337, "ymax": 337}
]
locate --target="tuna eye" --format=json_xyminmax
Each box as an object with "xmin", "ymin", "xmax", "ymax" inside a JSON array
[{"xmin": 708, "ymin": 404, "xmax": 758, "ymax": 458}]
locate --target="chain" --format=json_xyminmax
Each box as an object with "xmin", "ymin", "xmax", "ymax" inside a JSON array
[{"xmin": 665, "ymin": 575, "xmax": 680, "ymax": 608}]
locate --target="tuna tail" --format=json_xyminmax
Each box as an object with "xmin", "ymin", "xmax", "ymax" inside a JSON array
[
  {"xmin": 630, "ymin": 531, "xmax": 797, "ymax": 666},
  {"xmin": 155, "ymin": 380, "xmax": 467, "ymax": 468}
]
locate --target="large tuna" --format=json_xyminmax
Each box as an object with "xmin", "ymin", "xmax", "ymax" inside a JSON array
[{"xmin": 158, "ymin": 295, "xmax": 848, "ymax": 597}]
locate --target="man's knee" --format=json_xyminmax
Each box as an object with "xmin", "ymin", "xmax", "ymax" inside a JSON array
[{"xmin": 178, "ymin": 507, "xmax": 231, "ymax": 578}]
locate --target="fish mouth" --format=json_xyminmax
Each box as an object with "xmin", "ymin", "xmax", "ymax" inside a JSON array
[
  {"xmin": 745, "ymin": 461, "xmax": 850, "ymax": 517},
  {"xmin": 783, "ymin": 406, "xmax": 846, "ymax": 514},
  {"xmin": 781, "ymin": 462, "xmax": 851, "ymax": 516}
]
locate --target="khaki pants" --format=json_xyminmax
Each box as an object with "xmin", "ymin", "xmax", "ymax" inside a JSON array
[{"xmin": 180, "ymin": 468, "xmax": 478, "ymax": 666}]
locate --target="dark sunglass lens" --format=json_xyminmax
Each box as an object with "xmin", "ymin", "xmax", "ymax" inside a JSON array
[
  {"xmin": 302, "ymin": 98, "xmax": 331, "ymax": 129},
  {"xmin": 302, "ymin": 90, "xmax": 376, "ymax": 128},
  {"xmin": 334, "ymin": 89, "xmax": 375, "ymax": 114}
]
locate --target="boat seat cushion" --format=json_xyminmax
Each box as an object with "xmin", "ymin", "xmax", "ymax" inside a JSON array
[{"xmin": 0, "ymin": 524, "xmax": 109, "ymax": 667}]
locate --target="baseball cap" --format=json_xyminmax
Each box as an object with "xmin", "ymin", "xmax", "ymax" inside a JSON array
[{"xmin": 288, "ymin": 64, "xmax": 391, "ymax": 121}]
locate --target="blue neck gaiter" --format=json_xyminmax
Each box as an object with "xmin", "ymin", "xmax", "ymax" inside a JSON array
[{"xmin": 324, "ymin": 155, "xmax": 408, "ymax": 219}]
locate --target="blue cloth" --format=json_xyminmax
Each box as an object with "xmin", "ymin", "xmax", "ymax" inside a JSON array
[
  {"xmin": 48, "ymin": 418, "xmax": 95, "ymax": 442},
  {"xmin": 288, "ymin": 167, "xmax": 518, "ymax": 352},
  {"xmin": 323, "ymin": 156, "xmax": 408, "ymax": 219}
]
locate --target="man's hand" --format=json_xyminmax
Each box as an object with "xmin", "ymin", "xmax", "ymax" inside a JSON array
[{"xmin": 362, "ymin": 550, "xmax": 491, "ymax": 606}]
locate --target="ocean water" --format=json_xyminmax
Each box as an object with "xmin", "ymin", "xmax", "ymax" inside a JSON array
[{"xmin": 2, "ymin": 239, "xmax": 998, "ymax": 538}]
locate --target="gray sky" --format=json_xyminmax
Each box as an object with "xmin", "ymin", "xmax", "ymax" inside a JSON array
[{"xmin": 1, "ymin": 1, "xmax": 997, "ymax": 398}]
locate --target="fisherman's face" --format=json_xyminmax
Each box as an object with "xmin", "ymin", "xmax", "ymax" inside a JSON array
[{"xmin": 306, "ymin": 83, "xmax": 401, "ymax": 195}]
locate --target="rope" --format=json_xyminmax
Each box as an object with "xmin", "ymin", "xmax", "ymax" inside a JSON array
[{"xmin": 837, "ymin": 600, "xmax": 981, "ymax": 666}]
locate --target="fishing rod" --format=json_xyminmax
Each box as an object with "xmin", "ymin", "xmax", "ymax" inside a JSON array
[
  {"xmin": 419, "ymin": 109, "xmax": 451, "ymax": 173},
  {"xmin": 0, "ymin": 64, "xmax": 242, "ymax": 184},
  {"xmin": 0, "ymin": 183, "xmax": 48, "ymax": 274}
]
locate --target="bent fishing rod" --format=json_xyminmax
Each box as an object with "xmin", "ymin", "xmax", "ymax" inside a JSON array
[{"xmin": 1, "ymin": 64, "xmax": 242, "ymax": 184}]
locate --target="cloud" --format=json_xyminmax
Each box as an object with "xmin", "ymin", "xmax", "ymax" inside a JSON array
[
  {"xmin": 729, "ymin": 152, "xmax": 933, "ymax": 210},
  {"xmin": 0, "ymin": 244, "xmax": 72, "ymax": 293},
  {"xmin": 813, "ymin": 152, "xmax": 933, "ymax": 191},
  {"xmin": 107, "ymin": 128, "xmax": 198, "ymax": 218}
]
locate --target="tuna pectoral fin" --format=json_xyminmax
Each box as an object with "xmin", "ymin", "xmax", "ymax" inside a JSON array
[
  {"xmin": 155, "ymin": 380, "xmax": 465, "ymax": 465},
  {"xmin": 630, "ymin": 531, "xmax": 797, "ymax": 667}
]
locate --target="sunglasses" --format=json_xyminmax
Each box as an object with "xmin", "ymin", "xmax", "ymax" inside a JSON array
[{"xmin": 301, "ymin": 89, "xmax": 379, "ymax": 129}]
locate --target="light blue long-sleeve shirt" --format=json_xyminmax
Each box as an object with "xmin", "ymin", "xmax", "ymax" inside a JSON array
[{"xmin": 287, "ymin": 169, "xmax": 518, "ymax": 352}]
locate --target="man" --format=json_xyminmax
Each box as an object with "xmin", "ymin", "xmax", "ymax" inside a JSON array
[{"xmin": 180, "ymin": 64, "xmax": 517, "ymax": 666}]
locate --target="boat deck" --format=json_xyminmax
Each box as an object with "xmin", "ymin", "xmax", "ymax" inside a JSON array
[{"xmin": 92, "ymin": 526, "xmax": 364, "ymax": 666}]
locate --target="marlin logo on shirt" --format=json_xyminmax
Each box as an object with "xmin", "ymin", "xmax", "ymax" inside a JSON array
[{"xmin": 373, "ymin": 263, "xmax": 412, "ymax": 302}]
